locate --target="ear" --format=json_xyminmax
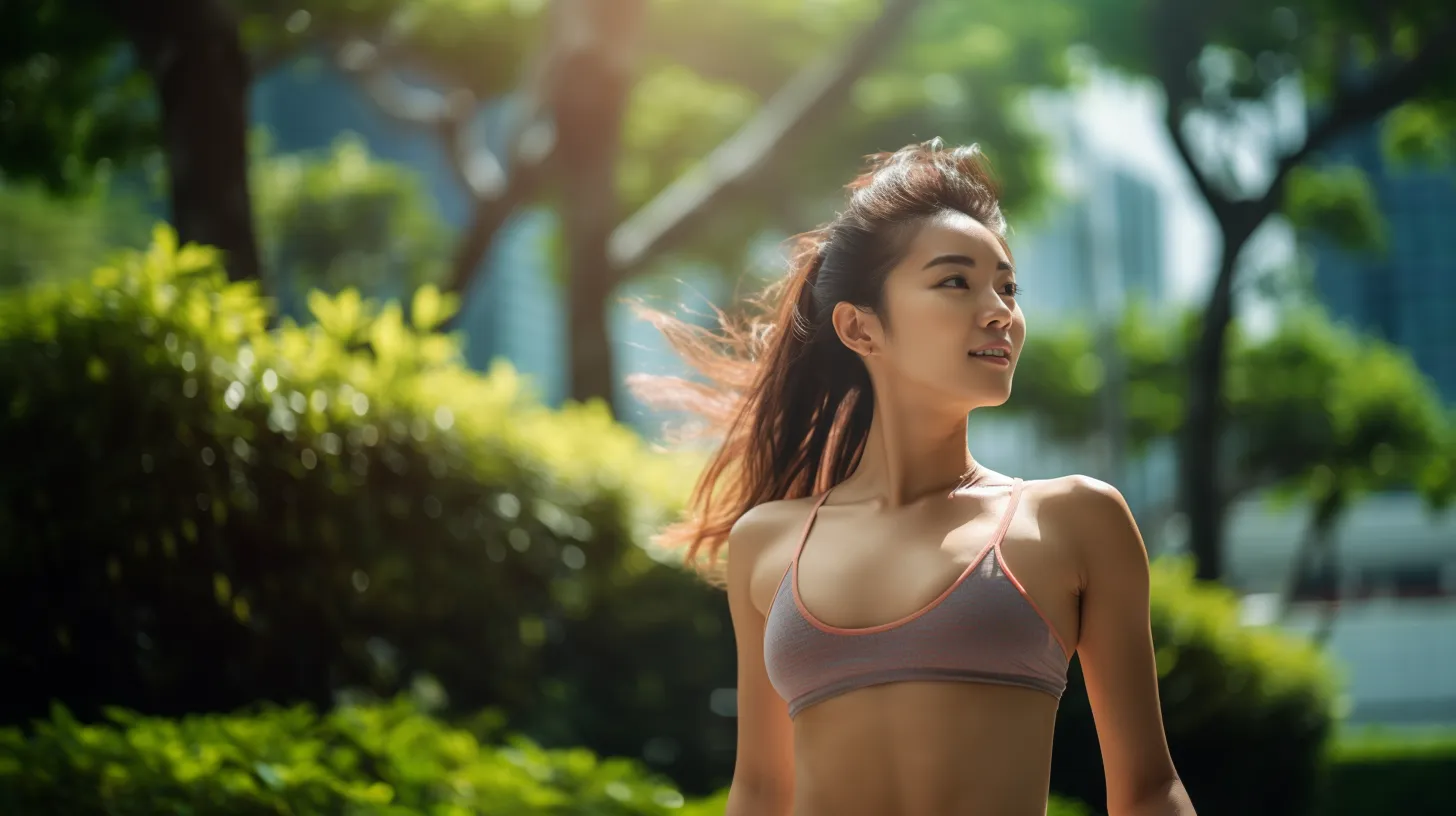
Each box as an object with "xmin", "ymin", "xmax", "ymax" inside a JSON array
[{"xmin": 831, "ymin": 301, "xmax": 881, "ymax": 358}]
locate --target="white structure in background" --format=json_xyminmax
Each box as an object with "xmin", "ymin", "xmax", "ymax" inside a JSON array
[{"xmin": 979, "ymin": 69, "xmax": 1456, "ymax": 727}]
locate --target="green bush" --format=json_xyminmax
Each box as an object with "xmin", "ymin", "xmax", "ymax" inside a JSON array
[
  {"xmin": 0, "ymin": 698, "xmax": 1093, "ymax": 815},
  {"xmin": 1319, "ymin": 729, "xmax": 1456, "ymax": 815},
  {"xmin": 0, "ymin": 181, "xmax": 151, "ymax": 288},
  {"xmin": 0, "ymin": 227, "xmax": 735, "ymax": 792},
  {"xmin": 1051, "ymin": 558, "xmax": 1338, "ymax": 816},
  {"xmin": 0, "ymin": 697, "xmax": 729, "ymax": 815},
  {"xmin": 252, "ymin": 135, "xmax": 451, "ymax": 310}
]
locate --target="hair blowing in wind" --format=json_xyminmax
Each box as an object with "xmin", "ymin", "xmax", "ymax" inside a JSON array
[{"xmin": 631, "ymin": 139, "xmax": 1009, "ymax": 583}]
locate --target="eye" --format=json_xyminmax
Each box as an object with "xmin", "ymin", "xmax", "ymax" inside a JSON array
[
  {"xmin": 938, "ymin": 275, "xmax": 969, "ymax": 289},
  {"xmin": 1001, "ymin": 282, "xmax": 1023, "ymax": 297}
]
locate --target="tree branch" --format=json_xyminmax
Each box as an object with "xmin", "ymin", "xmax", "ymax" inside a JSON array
[
  {"xmin": 333, "ymin": 7, "xmax": 569, "ymax": 301},
  {"xmin": 1260, "ymin": 18, "xmax": 1456, "ymax": 211},
  {"xmin": 1148, "ymin": 0, "xmax": 1237, "ymax": 222},
  {"xmin": 437, "ymin": 0, "xmax": 576, "ymax": 302},
  {"xmin": 605, "ymin": 0, "xmax": 927, "ymax": 274},
  {"xmin": 1163, "ymin": 105, "xmax": 1235, "ymax": 222},
  {"xmin": 334, "ymin": 39, "xmax": 508, "ymax": 200}
]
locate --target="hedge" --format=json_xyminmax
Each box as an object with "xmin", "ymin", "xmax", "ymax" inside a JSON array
[
  {"xmin": 0, "ymin": 697, "xmax": 728, "ymax": 815},
  {"xmin": 0, "ymin": 227, "xmax": 735, "ymax": 792},
  {"xmin": 0, "ymin": 229, "xmax": 1340, "ymax": 811},
  {"xmin": 0, "ymin": 698, "xmax": 1098, "ymax": 815},
  {"xmin": 1319, "ymin": 728, "xmax": 1456, "ymax": 815},
  {"xmin": 1050, "ymin": 558, "xmax": 1338, "ymax": 815}
]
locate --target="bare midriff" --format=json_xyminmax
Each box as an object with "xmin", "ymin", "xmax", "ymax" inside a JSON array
[{"xmin": 788, "ymin": 681, "xmax": 1061, "ymax": 816}]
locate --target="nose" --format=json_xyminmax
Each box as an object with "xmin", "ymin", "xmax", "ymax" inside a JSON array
[{"xmin": 977, "ymin": 286, "xmax": 1014, "ymax": 329}]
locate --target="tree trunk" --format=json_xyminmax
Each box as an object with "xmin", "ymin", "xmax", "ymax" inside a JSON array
[
  {"xmin": 1279, "ymin": 490, "xmax": 1345, "ymax": 619},
  {"xmin": 552, "ymin": 0, "xmax": 645, "ymax": 407},
  {"xmin": 1178, "ymin": 233, "xmax": 1245, "ymax": 581},
  {"xmin": 558, "ymin": 78, "xmax": 622, "ymax": 406},
  {"xmin": 109, "ymin": 0, "xmax": 260, "ymax": 282},
  {"xmin": 561, "ymin": 138, "xmax": 623, "ymax": 407},
  {"xmin": 1304, "ymin": 489, "xmax": 1347, "ymax": 646}
]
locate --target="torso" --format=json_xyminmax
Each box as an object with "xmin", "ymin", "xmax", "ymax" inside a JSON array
[{"xmin": 746, "ymin": 474, "xmax": 1084, "ymax": 816}]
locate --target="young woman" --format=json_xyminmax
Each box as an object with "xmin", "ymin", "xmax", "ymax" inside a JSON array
[{"xmin": 643, "ymin": 140, "xmax": 1196, "ymax": 816}]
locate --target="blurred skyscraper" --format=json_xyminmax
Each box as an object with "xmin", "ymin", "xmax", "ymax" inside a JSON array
[{"xmin": 1306, "ymin": 123, "xmax": 1456, "ymax": 401}]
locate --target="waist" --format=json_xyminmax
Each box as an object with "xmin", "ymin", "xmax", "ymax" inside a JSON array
[{"xmin": 791, "ymin": 682, "xmax": 1060, "ymax": 816}]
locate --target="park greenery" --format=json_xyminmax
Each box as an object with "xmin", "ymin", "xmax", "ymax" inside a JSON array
[
  {"xmin": 4, "ymin": 0, "xmax": 1453, "ymax": 584},
  {"xmin": 2, "ymin": 0, "xmax": 1455, "ymax": 813},
  {"xmin": 4, "ymin": 227, "xmax": 1444, "ymax": 813},
  {"xmin": 0, "ymin": 0, "xmax": 1075, "ymax": 404}
]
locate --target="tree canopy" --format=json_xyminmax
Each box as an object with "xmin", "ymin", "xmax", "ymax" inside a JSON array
[
  {"xmin": 1071, "ymin": 0, "xmax": 1456, "ymax": 579},
  {"xmin": 1, "ymin": 0, "xmax": 1082, "ymax": 404}
]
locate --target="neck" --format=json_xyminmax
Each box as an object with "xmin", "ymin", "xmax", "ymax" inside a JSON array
[{"xmin": 835, "ymin": 390, "xmax": 975, "ymax": 508}]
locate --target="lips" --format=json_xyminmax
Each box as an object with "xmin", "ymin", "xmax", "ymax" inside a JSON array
[{"xmin": 968, "ymin": 342, "xmax": 1013, "ymax": 363}]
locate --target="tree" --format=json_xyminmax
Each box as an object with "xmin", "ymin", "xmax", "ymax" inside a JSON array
[
  {"xmin": 1077, "ymin": 0, "xmax": 1456, "ymax": 580},
  {"xmin": 0, "ymin": 1, "xmax": 155, "ymax": 193},
  {"xmin": 2, "ymin": 0, "xmax": 260, "ymax": 280},
  {"xmin": 289, "ymin": 0, "xmax": 1074, "ymax": 404},
  {"xmin": 1233, "ymin": 310, "xmax": 1450, "ymax": 641},
  {"xmin": 3, "ymin": 0, "xmax": 1078, "ymax": 409}
]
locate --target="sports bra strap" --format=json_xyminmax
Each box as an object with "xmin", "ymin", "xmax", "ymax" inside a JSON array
[
  {"xmin": 990, "ymin": 478, "xmax": 1024, "ymax": 550},
  {"xmin": 793, "ymin": 491, "xmax": 833, "ymax": 563}
]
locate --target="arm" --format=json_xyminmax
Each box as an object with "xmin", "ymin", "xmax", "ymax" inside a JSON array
[
  {"xmin": 724, "ymin": 506, "xmax": 795, "ymax": 816},
  {"xmin": 1061, "ymin": 477, "xmax": 1196, "ymax": 816}
]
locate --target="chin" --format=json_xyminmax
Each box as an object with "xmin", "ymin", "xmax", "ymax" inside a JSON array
[
  {"xmin": 979, "ymin": 390, "xmax": 1012, "ymax": 409},
  {"xmin": 954, "ymin": 385, "xmax": 1012, "ymax": 411}
]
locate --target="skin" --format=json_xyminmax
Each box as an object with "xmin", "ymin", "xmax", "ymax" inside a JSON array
[{"xmin": 725, "ymin": 211, "xmax": 1197, "ymax": 816}]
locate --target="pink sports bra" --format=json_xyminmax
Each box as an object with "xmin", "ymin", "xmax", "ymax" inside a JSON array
[{"xmin": 763, "ymin": 478, "xmax": 1070, "ymax": 719}]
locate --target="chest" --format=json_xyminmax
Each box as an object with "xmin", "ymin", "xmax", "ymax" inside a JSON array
[{"xmin": 755, "ymin": 499, "xmax": 1080, "ymax": 655}]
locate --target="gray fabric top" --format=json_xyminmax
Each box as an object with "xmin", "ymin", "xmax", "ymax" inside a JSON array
[{"xmin": 763, "ymin": 479, "xmax": 1069, "ymax": 719}]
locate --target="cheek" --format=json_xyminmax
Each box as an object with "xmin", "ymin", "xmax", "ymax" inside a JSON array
[
  {"xmin": 892, "ymin": 298, "xmax": 961, "ymax": 350},
  {"xmin": 1011, "ymin": 309, "xmax": 1027, "ymax": 345}
]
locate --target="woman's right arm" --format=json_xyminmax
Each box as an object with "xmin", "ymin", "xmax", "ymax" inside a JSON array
[{"xmin": 724, "ymin": 505, "xmax": 796, "ymax": 816}]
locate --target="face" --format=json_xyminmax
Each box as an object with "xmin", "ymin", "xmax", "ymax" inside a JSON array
[{"xmin": 832, "ymin": 210, "xmax": 1025, "ymax": 412}]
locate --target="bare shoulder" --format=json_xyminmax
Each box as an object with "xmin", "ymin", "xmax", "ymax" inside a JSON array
[
  {"xmin": 729, "ymin": 496, "xmax": 808, "ymax": 543},
  {"xmin": 1024, "ymin": 474, "xmax": 1131, "ymax": 515},
  {"xmin": 727, "ymin": 496, "xmax": 819, "ymax": 614},
  {"xmin": 730, "ymin": 496, "xmax": 818, "ymax": 549},
  {"xmin": 1022, "ymin": 475, "xmax": 1146, "ymax": 580}
]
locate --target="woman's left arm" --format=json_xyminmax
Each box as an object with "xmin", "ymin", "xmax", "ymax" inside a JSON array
[{"xmin": 1058, "ymin": 476, "xmax": 1196, "ymax": 816}]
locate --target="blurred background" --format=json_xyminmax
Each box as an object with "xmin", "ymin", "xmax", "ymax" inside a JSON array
[{"xmin": 1, "ymin": 0, "xmax": 1453, "ymax": 814}]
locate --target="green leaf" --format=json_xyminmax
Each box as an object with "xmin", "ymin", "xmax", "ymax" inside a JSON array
[
  {"xmin": 1282, "ymin": 165, "xmax": 1385, "ymax": 252},
  {"xmin": 1381, "ymin": 101, "xmax": 1456, "ymax": 167}
]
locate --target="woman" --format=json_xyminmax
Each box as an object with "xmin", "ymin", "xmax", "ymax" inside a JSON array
[{"xmin": 643, "ymin": 140, "xmax": 1196, "ymax": 816}]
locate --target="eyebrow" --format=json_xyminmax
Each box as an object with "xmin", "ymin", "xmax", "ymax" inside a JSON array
[{"xmin": 922, "ymin": 253, "xmax": 1014, "ymax": 273}]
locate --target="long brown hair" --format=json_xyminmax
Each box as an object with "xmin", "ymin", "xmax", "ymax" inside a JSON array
[{"xmin": 631, "ymin": 139, "xmax": 1008, "ymax": 582}]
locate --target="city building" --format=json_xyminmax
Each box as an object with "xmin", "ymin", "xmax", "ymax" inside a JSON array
[{"xmin": 1308, "ymin": 124, "xmax": 1456, "ymax": 402}]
